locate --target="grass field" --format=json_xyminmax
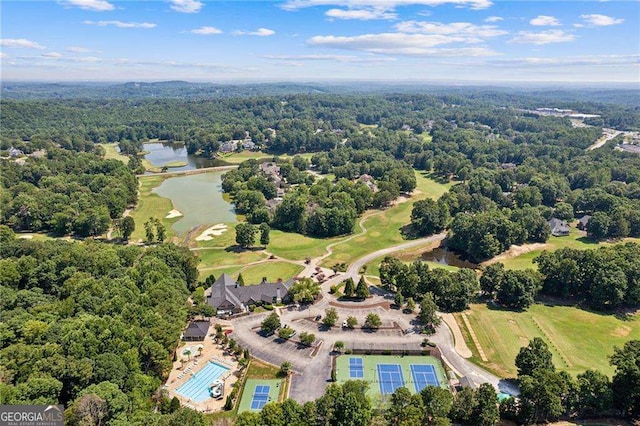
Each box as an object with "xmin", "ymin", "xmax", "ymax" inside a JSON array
[
  {"xmin": 500, "ymin": 227, "xmax": 639, "ymax": 270},
  {"xmin": 128, "ymin": 175, "xmax": 180, "ymax": 241},
  {"xmin": 239, "ymin": 261, "xmax": 304, "ymax": 284},
  {"xmin": 335, "ymin": 355, "xmax": 448, "ymax": 403},
  {"xmin": 219, "ymin": 151, "xmax": 315, "ymax": 165},
  {"xmin": 457, "ymin": 303, "xmax": 640, "ymax": 378},
  {"xmin": 99, "ymin": 143, "xmax": 129, "ymax": 164},
  {"xmin": 268, "ymin": 230, "xmax": 341, "ymax": 260},
  {"xmin": 195, "ymin": 248, "xmax": 268, "ymax": 269}
]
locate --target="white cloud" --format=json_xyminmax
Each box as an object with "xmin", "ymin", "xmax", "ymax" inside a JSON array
[
  {"xmin": 484, "ymin": 16, "xmax": 502, "ymax": 23},
  {"xmin": 282, "ymin": 0, "xmax": 493, "ymax": 12},
  {"xmin": 84, "ymin": 20, "xmax": 157, "ymax": 28},
  {"xmin": 325, "ymin": 8, "xmax": 397, "ymax": 20},
  {"xmin": 234, "ymin": 28, "xmax": 276, "ymax": 36},
  {"xmin": 169, "ymin": 0, "xmax": 204, "ymax": 13},
  {"xmin": 307, "ymin": 33, "xmax": 498, "ymax": 56},
  {"xmin": 63, "ymin": 0, "xmax": 115, "ymax": 11},
  {"xmin": 509, "ymin": 30, "xmax": 575, "ymax": 45},
  {"xmin": 0, "ymin": 38, "xmax": 46, "ymax": 49},
  {"xmin": 264, "ymin": 54, "xmax": 397, "ymax": 63},
  {"xmin": 0, "ymin": 52, "xmax": 8, "ymax": 59},
  {"xmin": 42, "ymin": 52, "xmax": 63, "ymax": 58},
  {"xmin": 491, "ymin": 54, "xmax": 639, "ymax": 67},
  {"xmin": 190, "ymin": 26, "xmax": 223, "ymax": 35},
  {"xmin": 530, "ymin": 15, "xmax": 561, "ymax": 26},
  {"xmin": 66, "ymin": 46, "xmax": 91, "ymax": 53},
  {"xmin": 395, "ymin": 21, "xmax": 507, "ymax": 39},
  {"xmin": 580, "ymin": 14, "xmax": 624, "ymax": 26}
]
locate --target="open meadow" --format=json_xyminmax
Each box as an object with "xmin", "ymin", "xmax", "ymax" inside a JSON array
[{"xmin": 456, "ymin": 303, "xmax": 640, "ymax": 378}]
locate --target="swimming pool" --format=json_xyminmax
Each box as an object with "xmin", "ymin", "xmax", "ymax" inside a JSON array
[{"xmin": 176, "ymin": 362, "xmax": 230, "ymax": 403}]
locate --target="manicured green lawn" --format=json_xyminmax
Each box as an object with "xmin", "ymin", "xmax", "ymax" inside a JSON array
[
  {"xmin": 99, "ymin": 143, "xmax": 129, "ymax": 164},
  {"xmin": 195, "ymin": 248, "xmax": 268, "ymax": 270},
  {"xmin": 128, "ymin": 175, "xmax": 179, "ymax": 241},
  {"xmin": 220, "ymin": 151, "xmax": 315, "ymax": 164},
  {"xmin": 268, "ymin": 230, "xmax": 341, "ymax": 261},
  {"xmin": 458, "ymin": 303, "xmax": 640, "ymax": 378},
  {"xmin": 239, "ymin": 261, "xmax": 304, "ymax": 284}
]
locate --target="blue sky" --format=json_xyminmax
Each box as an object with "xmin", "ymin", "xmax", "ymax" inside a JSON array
[{"xmin": 1, "ymin": 0, "xmax": 638, "ymax": 83}]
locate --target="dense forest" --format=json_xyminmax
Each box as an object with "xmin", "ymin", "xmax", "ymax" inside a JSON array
[{"xmin": 0, "ymin": 229, "xmax": 200, "ymax": 423}]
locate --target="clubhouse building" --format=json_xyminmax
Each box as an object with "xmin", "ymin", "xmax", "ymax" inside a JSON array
[{"xmin": 206, "ymin": 273, "xmax": 295, "ymax": 316}]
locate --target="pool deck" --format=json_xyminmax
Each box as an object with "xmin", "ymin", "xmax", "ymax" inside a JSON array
[{"xmin": 165, "ymin": 323, "xmax": 240, "ymax": 413}]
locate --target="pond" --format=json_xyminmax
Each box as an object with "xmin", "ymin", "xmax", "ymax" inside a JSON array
[
  {"xmin": 420, "ymin": 247, "xmax": 478, "ymax": 269},
  {"xmin": 152, "ymin": 172, "xmax": 236, "ymax": 235},
  {"xmin": 144, "ymin": 142, "xmax": 227, "ymax": 172}
]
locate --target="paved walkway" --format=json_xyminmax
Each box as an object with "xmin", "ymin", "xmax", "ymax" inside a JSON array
[{"xmin": 441, "ymin": 313, "xmax": 472, "ymax": 359}]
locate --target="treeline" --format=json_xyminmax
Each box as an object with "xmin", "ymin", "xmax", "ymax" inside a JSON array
[
  {"xmin": 504, "ymin": 338, "xmax": 640, "ymax": 423},
  {"xmin": 234, "ymin": 379, "xmax": 501, "ymax": 426},
  {"xmin": 379, "ymin": 257, "xmax": 479, "ymax": 312},
  {"xmin": 0, "ymin": 230, "xmax": 200, "ymax": 423},
  {"xmin": 479, "ymin": 243, "xmax": 640, "ymax": 311},
  {"xmin": 0, "ymin": 149, "xmax": 137, "ymax": 237}
]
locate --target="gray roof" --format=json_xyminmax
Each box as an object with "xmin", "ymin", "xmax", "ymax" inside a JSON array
[
  {"xmin": 206, "ymin": 273, "xmax": 295, "ymax": 309},
  {"xmin": 548, "ymin": 218, "xmax": 570, "ymax": 235},
  {"xmin": 459, "ymin": 376, "xmax": 476, "ymax": 389},
  {"xmin": 183, "ymin": 320, "xmax": 210, "ymax": 338},
  {"xmin": 578, "ymin": 215, "xmax": 592, "ymax": 226}
]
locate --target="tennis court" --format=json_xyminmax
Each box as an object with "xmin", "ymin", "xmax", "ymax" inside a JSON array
[
  {"xmin": 250, "ymin": 385, "xmax": 271, "ymax": 410},
  {"xmin": 410, "ymin": 364, "xmax": 439, "ymax": 392},
  {"xmin": 377, "ymin": 364, "xmax": 405, "ymax": 395},
  {"xmin": 349, "ymin": 357, "xmax": 364, "ymax": 379},
  {"xmin": 237, "ymin": 378, "xmax": 282, "ymax": 413},
  {"xmin": 335, "ymin": 355, "xmax": 449, "ymax": 401}
]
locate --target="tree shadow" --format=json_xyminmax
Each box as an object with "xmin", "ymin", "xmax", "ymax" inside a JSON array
[
  {"xmin": 576, "ymin": 236, "xmax": 599, "ymax": 245},
  {"xmin": 225, "ymin": 245, "xmax": 263, "ymax": 253}
]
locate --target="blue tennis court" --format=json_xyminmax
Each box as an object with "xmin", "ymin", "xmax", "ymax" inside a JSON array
[
  {"xmin": 250, "ymin": 385, "xmax": 271, "ymax": 410},
  {"xmin": 349, "ymin": 357, "xmax": 364, "ymax": 379},
  {"xmin": 377, "ymin": 364, "xmax": 405, "ymax": 395},
  {"xmin": 411, "ymin": 364, "xmax": 439, "ymax": 392}
]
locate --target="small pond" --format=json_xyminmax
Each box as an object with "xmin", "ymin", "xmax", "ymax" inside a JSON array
[
  {"xmin": 420, "ymin": 247, "xmax": 478, "ymax": 269},
  {"xmin": 152, "ymin": 172, "xmax": 236, "ymax": 235},
  {"xmin": 144, "ymin": 142, "xmax": 227, "ymax": 172}
]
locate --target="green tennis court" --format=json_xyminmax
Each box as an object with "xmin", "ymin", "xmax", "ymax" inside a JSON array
[
  {"xmin": 237, "ymin": 378, "xmax": 282, "ymax": 413},
  {"xmin": 335, "ymin": 355, "xmax": 448, "ymax": 401}
]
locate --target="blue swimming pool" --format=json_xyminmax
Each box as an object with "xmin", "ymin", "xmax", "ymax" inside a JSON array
[{"xmin": 176, "ymin": 362, "xmax": 230, "ymax": 403}]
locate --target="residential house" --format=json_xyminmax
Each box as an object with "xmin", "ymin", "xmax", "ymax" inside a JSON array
[
  {"xmin": 219, "ymin": 141, "xmax": 238, "ymax": 153},
  {"xmin": 182, "ymin": 320, "xmax": 210, "ymax": 341},
  {"xmin": 357, "ymin": 174, "xmax": 378, "ymax": 192},
  {"xmin": 8, "ymin": 147, "xmax": 23, "ymax": 158},
  {"xmin": 205, "ymin": 273, "xmax": 295, "ymax": 316},
  {"xmin": 577, "ymin": 215, "xmax": 592, "ymax": 231},
  {"xmin": 548, "ymin": 218, "xmax": 570, "ymax": 237},
  {"xmin": 261, "ymin": 162, "xmax": 283, "ymax": 187}
]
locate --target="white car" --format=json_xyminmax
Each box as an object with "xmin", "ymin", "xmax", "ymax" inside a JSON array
[{"xmin": 342, "ymin": 320, "xmax": 348, "ymax": 328}]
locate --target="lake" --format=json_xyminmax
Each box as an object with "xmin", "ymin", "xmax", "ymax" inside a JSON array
[
  {"xmin": 152, "ymin": 172, "xmax": 236, "ymax": 235},
  {"xmin": 144, "ymin": 142, "xmax": 226, "ymax": 172}
]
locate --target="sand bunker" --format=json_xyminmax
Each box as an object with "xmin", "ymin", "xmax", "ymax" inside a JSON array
[
  {"xmin": 196, "ymin": 224, "xmax": 228, "ymax": 241},
  {"xmin": 166, "ymin": 209, "xmax": 183, "ymax": 219},
  {"xmin": 18, "ymin": 234, "xmax": 34, "ymax": 239}
]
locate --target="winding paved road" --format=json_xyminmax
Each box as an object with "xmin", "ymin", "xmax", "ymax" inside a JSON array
[{"xmin": 228, "ymin": 231, "xmax": 519, "ymax": 403}]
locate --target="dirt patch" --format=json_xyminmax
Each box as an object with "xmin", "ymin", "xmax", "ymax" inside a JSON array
[
  {"xmin": 481, "ymin": 243, "xmax": 550, "ymax": 266},
  {"xmin": 611, "ymin": 325, "xmax": 631, "ymax": 337}
]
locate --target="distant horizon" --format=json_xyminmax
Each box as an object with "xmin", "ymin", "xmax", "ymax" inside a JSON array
[
  {"xmin": 1, "ymin": 1, "xmax": 638, "ymax": 83},
  {"xmin": 2, "ymin": 79, "xmax": 639, "ymax": 88}
]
